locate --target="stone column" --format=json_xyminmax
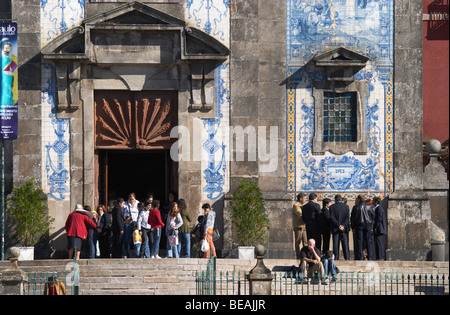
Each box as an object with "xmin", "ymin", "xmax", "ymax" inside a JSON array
[
  {"xmin": 387, "ymin": 0, "xmax": 431, "ymax": 261},
  {"xmin": 11, "ymin": 0, "xmax": 42, "ymax": 185},
  {"xmin": 247, "ymin": 245, "xmax": 273, "ymax": 295},
  {"xmin": 229, "ymin": 0, "xmax": 292, "ymax": 259},
  {"xmin": 1, "ymin": 247, "xmax": 28, "ymax": 295}
]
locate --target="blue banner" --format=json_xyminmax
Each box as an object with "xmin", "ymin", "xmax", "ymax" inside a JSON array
[{"xmin": 0, "ymin": 21, "xmax": 18, "ymax": 140}]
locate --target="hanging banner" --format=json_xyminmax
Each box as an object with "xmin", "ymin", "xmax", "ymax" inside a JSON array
[{"xmin": 0, "ymin": 21, "xmax": 18, "ymax": 140}]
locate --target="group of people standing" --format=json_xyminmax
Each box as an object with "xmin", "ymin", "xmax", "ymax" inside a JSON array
[
  {"xmin": 65, "ymin": 192, "xmax": 217, "ymax": 260},
  {"xmin": 293, "ymin": 193, "xmax": 387, "ymax": 262}
]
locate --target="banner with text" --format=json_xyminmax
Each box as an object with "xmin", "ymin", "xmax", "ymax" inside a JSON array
[{"xmin": 0, "ymin": 21, "xmax": 18, "ymax": 140}]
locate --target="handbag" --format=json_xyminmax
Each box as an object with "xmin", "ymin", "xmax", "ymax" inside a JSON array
[
  {"xmin": 168, "ymin": 234, "xmax": 178, "ymax": 247},
  {"xmin": 213, "ymin": 228, "xmax": 220, "ymax": 241},
  {"xmin": 201, "ymin": 237, "xmax": 209, "ymax": 252}
]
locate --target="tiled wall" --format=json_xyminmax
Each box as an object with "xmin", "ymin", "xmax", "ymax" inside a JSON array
[
  {"xmin": 39, "ymin": 0, "xmax": 392, "ymax": 203},
  {"xmin": 41, "ymin": 0, "xmax": 85, "ymax": 201},
  {"xmin": 186, "ymin": 0, "xmax": 231, "ymax": 201},
  {"xmin": 286, "ymin": 0, "xmax": 394, "ymax": 199}
]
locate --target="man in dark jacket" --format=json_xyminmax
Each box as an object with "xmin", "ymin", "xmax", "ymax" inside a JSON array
[
  {"xmin": 302, "ymin": 193, "xmax": 322, "ymax": 245},
  {"xmin": 351, "ymin": 195, "xmax": 375, "ymax": 260},
  {"xmin": 111, "ymin": 198, "xmax": 125, "ymax": 258},
  {"xmin": 330, "ymin": 194, "xmax": 350, "ymax": 260},
  {"xmin": 372, "ymin": 197, "xmax": 387, "ymax": 260}
]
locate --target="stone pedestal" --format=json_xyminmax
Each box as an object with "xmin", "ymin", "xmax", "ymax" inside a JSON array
[
  {"xmin": 247, "ymin": 245, "xmax": 273, "ymax": 295},
  {"xmin": 1, "ymin": 247, "xmax": 28, "ymax": 295},
  {"xmin": 423, "ymin": 139, "xmax": 449, "ymax": 261}
]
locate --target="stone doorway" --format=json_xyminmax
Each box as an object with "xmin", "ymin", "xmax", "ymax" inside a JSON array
[
  {"xmin": 96, "ymin": 149, "xmax": 177, "ymax": 206},
  {"xmin": 94, "ymin": 90, "xmax": 178, "ymax": 205}
]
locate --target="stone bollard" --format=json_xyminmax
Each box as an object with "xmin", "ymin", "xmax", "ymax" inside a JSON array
[
  {"xmin": 424, "ymin": 139, "xmax": 449, "ymax": 261},
  {"xmin": 1, "ymin": 247, "xmax": 28, "ymax": 295},
  {"xmin": 247, "ymin": 245, "xmax": 273, "ymax": 295}
]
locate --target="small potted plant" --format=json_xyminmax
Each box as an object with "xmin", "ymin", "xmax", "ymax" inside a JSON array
[
  {"xmin": 230, "ymin": 179, "xmax": 270, "ymax": 259},
  {"xmin": 7, "ymin": 178, "xmax": 54, "ymax": 260}
]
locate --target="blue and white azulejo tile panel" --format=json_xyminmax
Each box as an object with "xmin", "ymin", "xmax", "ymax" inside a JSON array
[
  {"xmin": 41, "ymin": 0, "xmax": 85, "ymax": 200},
  {"xmin": 186, "ymin": 0, "xmax": 231, "ymax": 201},
  {"xmin": 286, "ymin": 0, "xmax": 394, "ymax": 199}
]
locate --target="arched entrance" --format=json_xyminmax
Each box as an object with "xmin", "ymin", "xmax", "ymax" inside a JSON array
[{"xmin": 94, "ymin": 90, "xmax": 178, "ymax": 204}]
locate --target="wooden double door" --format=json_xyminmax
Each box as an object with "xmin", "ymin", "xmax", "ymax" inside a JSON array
[{"xmin": 94, "ymin": 90, "xmax": 178, "ymax": 205}]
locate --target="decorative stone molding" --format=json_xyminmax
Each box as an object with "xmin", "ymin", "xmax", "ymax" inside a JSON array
[
  {"xmin": 312, "ymin": 47, "xmax": 369, "ymax": 155},
  {"xmin": 41, "ymin": 1, "xmax": 229, "ymax": 114}
]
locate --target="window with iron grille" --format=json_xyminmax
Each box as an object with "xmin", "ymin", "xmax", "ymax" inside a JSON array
[{"xmin": 323, "ymin": 92, "xmax": 357, "ymax": 143}]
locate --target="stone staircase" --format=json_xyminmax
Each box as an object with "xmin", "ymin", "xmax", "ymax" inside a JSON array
[{"xmin": 1, "ymin": 258, "xmax": 448, "ymax": 295}]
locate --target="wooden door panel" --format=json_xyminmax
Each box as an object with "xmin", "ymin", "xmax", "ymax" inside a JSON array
[{"xmin": 95, "ymin": 91, "xmax": 177, "ymax": 150}]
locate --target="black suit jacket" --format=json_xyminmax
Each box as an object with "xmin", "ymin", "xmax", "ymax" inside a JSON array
[
  {"xmin": 112, "ymin": 205, "xmax": 124, "ymax": 233},
  {"xmin": 98, "ymin": 212, "xmax": 112, "ymax": 236},
  {"xmin": 302, "ymin": 201, "xmax": 321, "ymax": 225},
  {"xmin": 373, "ymin": 205, "xmax": 387, "ymax": 236},
  {"xmin": 330, "ymin": 201, "xmax": 350, "ymax": 233}
]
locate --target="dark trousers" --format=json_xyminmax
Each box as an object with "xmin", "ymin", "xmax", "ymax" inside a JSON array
[
  {"xmin": 332, "ymin": 230, "xmax": 349, "ymax": 260},
  {"xmin": 112, "ymin": 232, "xmax": 123, "ymax": 258},
  {"xmin": 355, "ymin": 224, "xmax": 374, "ymax": 260},
  {"xmin": 374, "ymin": 234, "xmax": 386, "ymax": 260},
  {"xmin": 98, "ymin": 231, "xmax": 112, "ymax": 258},
  {"xmin": 306, "ymin": 222, "xmax": 321, "ymax": 245},
  {"xmin": 321, "ymin": 229, "xmax": 331, "ymax": 253}
]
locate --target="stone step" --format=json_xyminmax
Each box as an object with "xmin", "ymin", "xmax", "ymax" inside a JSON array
[{"xmin": 1, "ymin": 259, "xmax": 448, "ymax": 295}]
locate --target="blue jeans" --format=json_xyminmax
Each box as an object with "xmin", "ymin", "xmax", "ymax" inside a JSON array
[
  {"xmin": 151, "ymin": 228, "xmax": 161, "ymax": 257},
  {"xmin": 323, "ymin": 258, "xmax": 336, "ymax": 276},
  {"xmin": 179, "ymin": 232, "xmax": 191, "ymax": 258},
  {"xmin": 134, "ymin": 243, "xmax": 141, "ymax": 258},
  {"xmin": 167, "ymin": 230, "xmax": 179, "ymax": 258},
  {"xmin": 87, "ymin": 229, "xmax": 98, "ymax": 259},
  {"xmin": 141, "ymin": 228, "xmax": 152, "ymax": 258}
]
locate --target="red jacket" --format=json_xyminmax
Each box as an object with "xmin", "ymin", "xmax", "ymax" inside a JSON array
[
  {"xmin": 148, "ymin": 208, "xmax": 165, "ymax": 229},
  {"xmin": 65, "ymin": 211, "xmax": 98, "ymax": 239}
]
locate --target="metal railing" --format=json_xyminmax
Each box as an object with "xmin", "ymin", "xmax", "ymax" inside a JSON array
[
  {"xmin": 196, "ymin": 256, "xmax": 217, "ymax": 295},
  {"xmin": 272, "ymin": 272, "xmax": 449, "ymax": 296},
  {"xmin": 196, "ymin": 259, "xmax": 449, "ymax": 296},
  {"xmin": 26, "ymin": 257, "xmax": 80, "ymax": 295}
]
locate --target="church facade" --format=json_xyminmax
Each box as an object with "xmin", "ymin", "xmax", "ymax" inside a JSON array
[{"xmin": 2, "ymin": 0, "xmax": 435, "ymax": 260}]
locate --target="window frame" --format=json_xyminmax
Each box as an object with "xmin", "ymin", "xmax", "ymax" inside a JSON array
[{"xmin": 312, "ymin": 80, "xmax": 368, "ymax": 155}]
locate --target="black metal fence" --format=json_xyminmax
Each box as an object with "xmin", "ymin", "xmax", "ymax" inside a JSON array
[{"xmin": 196, "ymin": 258, "xmax": 449, "ymax": 296}]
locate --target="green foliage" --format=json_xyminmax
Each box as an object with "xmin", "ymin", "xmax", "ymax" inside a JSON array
[
  {"xmin": 7, "ymin": 178, "xmax": 54, "ymax": 247},
  {"xmin": 230, "ymin": 179, "xmax": 270, "ymax": 246}
]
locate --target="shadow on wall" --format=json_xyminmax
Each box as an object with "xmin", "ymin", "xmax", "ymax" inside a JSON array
[{"xmin": 426, "ymin": 0, "xmax": 449, "ymax": 40}]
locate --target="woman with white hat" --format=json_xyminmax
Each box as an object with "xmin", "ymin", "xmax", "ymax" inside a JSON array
[{"xmin": 65, "ymin": 204, "xmax": 99, "ymax": 259}]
